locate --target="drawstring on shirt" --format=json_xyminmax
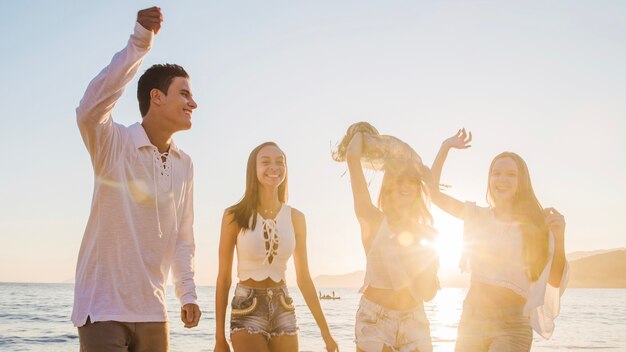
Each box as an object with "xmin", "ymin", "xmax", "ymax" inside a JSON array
[
  {"xmin": 262, "ymin": 219, "xmax": 279, "ymax": 264},
  {"xmin": 152, "ymin": 149, "xmax": 179, "ymax": 238},
  {"xmin": 152, "ymin": 150, "xmax": 164, "ymax": 238}
]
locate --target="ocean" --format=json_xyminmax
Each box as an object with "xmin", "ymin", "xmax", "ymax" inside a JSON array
[{"xmin": 0, "ymin": 283, "xmax": 624, "ymax": 351}]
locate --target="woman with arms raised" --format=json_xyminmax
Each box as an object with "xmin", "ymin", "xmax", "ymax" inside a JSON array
[
  {"xmin": 342, "ymin": 129, "xmax": 439, "ymax": 352},
  {"xmin": 214, "ymin": 142, "xmax": 338, "ymax": 352},
  {"xmin": 429, "ymin": 129, "xmax": 568, "ymax": 352}
]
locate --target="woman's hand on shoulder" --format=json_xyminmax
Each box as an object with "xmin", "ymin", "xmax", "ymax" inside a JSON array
[
  {"xmin": 544, "ymin": 207, "xmax": 565, "ymax": 242},
  {"xmin": 442, "ymin": 128, "xmax": 472, "ymax": 150}
]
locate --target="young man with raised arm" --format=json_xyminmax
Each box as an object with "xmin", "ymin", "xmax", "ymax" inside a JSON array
[{"xmin": 72, "ymin": 7, "xmax": 201, "ymax": 351}]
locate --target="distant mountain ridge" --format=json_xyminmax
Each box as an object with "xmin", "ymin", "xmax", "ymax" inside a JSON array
[
  {"xmin": 568, "ymin": 250, "xmax": 626, "ymax": 288},
  {"xmin": 314, "ymin": 271, "xmax": 365, "ymax": 288},
  {"xmin": 567, "ymin": 248, "xmax": 625, "ymax": 261},
  {"xmin": 313, "ymin": 249, "xmax": 626, "ymax": 289}
]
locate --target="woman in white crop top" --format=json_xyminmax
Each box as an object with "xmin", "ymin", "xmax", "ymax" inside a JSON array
[
  {"xmin": 429, "ymin": 129, "xmax": 568, "ymax": 351},
  {"xmin": 344, "ymin": 131, "xmax": 439, "ymax": 352},
  {"xmin": 214, "ymin": 142, "xmax": 338, "ymax": 352}
]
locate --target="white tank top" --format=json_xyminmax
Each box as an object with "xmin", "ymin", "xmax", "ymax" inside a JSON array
[
  {"xmin": 236, "ymin": 204, "xmax": 296, "ymax": 282},
  {"xmin": 360, "ymin": 217, "xmax": 438, "ymax": 301}
]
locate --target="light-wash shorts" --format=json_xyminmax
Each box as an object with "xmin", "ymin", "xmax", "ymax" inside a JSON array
[
  {"xmin": 355, "ymin": 296, "xmax": 433, "ymax": 352},
  {"xmin": 455, "ymin": 303, "xmax": 532, "ymax": 352},
  {"xmin": 229, "ymin": 283, "xmax": 298, "ymax": 340}
]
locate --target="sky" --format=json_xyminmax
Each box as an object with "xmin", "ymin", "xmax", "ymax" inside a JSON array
[{"xmin": 0, "ymin": 1, "xmax": 624, "ymax": 286}]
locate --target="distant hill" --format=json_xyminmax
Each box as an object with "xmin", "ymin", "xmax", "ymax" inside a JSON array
[
  {"xmin": 567, "ymin": 248, "xmax": 626, "ymax": 261},
  {"xmin": 568, "ymin": 250, "xmax": 626, "ymax": 288},
  {"xmin": 314, "ymin": 249, "xmax": 626, "ymax": 289},
  {"xmin": 313, "ymin": 269, "xmax": 470, "ymax": 289},
  {"xmin": 314, "ymin": 271, "xmax": 364, "ymax": 288}
]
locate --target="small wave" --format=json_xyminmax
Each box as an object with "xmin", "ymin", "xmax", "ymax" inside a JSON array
[
  {"xmin": 3, "ymin": 334, "xmax": 79, "ymax": 344},
  {"xmin": 0, "ymin": 314, "xmax": 52, "ymax": 322},
  {"xmin": 0, "ymin": 337, "xmax": 21, "ymax": 345}
]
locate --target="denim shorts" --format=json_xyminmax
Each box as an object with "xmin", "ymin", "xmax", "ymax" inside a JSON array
[
  {"xmin": 455, "ymin": 303, "xmax": 532, "ymax": 352},
  {"xmin": 355, "ymin": 296, "xmax": 433, "ymax": 352},
  {"xmin": 229, "ymin": 283, "xmax": 298, "ymax": 340}
]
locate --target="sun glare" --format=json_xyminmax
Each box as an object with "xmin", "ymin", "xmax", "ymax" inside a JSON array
[
  {"xmin": 397, "ymin": 231, "xmax": 415, "ymax": 247},
  {"xmin": 433, "ymin": 214, "xmax": 464, "ymax": 269}
]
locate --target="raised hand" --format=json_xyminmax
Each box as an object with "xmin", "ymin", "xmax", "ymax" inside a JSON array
[
  {"xmin": 346, "ymin": 132, "xmax": 364, "ymax": 162},
  {"xmin": 443, "ymin": 128, "xmax": 472, "ymax": 150},
  {"xmin": 137, "ymin": 6, "xmax": 163, "ymax": 34},
  {"xmin": 544, "ymin": 207, "xmax": 566, "ymax": 241}
]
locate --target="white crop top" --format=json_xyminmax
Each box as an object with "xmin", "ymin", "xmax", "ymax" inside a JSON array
[
  {"xmin": 462, "ymin": 202, "xmax": 569, "ymax": 338},
  {"xmin": 360, "ymin": 217, "xmax": 439, "ymax": 301},
  {"xmin": 236, "ymin": 204, "xmax": 296, "ymax": 282}
]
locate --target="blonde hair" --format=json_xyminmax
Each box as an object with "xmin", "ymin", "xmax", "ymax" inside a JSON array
[{"xmin": 377, "ymin": 161, "xmax": 433, "ymax": 228}]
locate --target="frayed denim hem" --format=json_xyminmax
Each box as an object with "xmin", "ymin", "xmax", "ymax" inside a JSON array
[
  {"xmin": 270, "ymin": 328, "xmax": 299, "ymax": 338},
  {"xmin": 230, "ymin": 327, "xmax": 271, "ymax": 341}
]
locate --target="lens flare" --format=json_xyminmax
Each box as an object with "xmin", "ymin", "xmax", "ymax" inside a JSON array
[{"xmin": 397, "ymin": 231, "xmax": 415, "ymax": 247}]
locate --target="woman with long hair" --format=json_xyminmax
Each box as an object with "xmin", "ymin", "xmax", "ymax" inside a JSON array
[
  {"xmin": 214, "ymin": 142, "xmax": 338, "ymax": 352},
  {"xmin": 341, "ymin": 127, "xmax": 439, "ymax": 352},
  {"xmin": 429, "ymin": 129, "xmax": 568, "ymax": 351}
]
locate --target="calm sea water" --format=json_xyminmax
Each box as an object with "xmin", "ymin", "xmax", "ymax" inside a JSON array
[{"xmin": 0, "ymin": 283, "xmax": 624, "ymax": 351}]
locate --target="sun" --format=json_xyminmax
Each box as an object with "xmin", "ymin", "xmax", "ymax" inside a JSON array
[{"xmin": 432, "ymin": 210, "xmax": 464, "ymax": 269}]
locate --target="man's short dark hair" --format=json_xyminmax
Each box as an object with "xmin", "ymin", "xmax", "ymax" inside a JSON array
[{"xmin": 137, "ymin": 64, "xmax": 189, "ymax": 117}]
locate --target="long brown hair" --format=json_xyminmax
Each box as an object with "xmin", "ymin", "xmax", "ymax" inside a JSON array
[
  {"xmin": 486, "ymin": 152, "xmax": 549, "ymax": 281},
  {"xmin": 227, "ymin": 142, "xmax": 288, "ymax": 231},
  {"xmin": 377, "ymin": 161, "xmax": 433, "ymax": 227}
]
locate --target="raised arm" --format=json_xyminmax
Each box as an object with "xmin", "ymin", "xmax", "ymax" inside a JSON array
[
  {"xmin": 345, "ymin": 132, "xmax": 383, "ymax": 250},
  {"xmin": 76, "ymin": 7, "xmax": 160, "ymax": 169},
  {"xmin": 214, "ymin": 211, "xmax": 239, "ymax": 352},
  {"xmin": 429, "ymin": 129, "xmax": 472, "ymax": 219},
  {"xmin": 292, "ymin": 209, "xmax": 339, "ymax": 352}
]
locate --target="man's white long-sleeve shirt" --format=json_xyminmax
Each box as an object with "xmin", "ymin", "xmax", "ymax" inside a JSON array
[{"xmin": 72, "ymin": 22, "xmax": 197, "ymax": 327}]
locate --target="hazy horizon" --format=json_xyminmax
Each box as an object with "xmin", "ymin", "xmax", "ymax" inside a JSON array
[{"xmin": 3, "ymin": 247, "xmax": 624, "ymax": 286}]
